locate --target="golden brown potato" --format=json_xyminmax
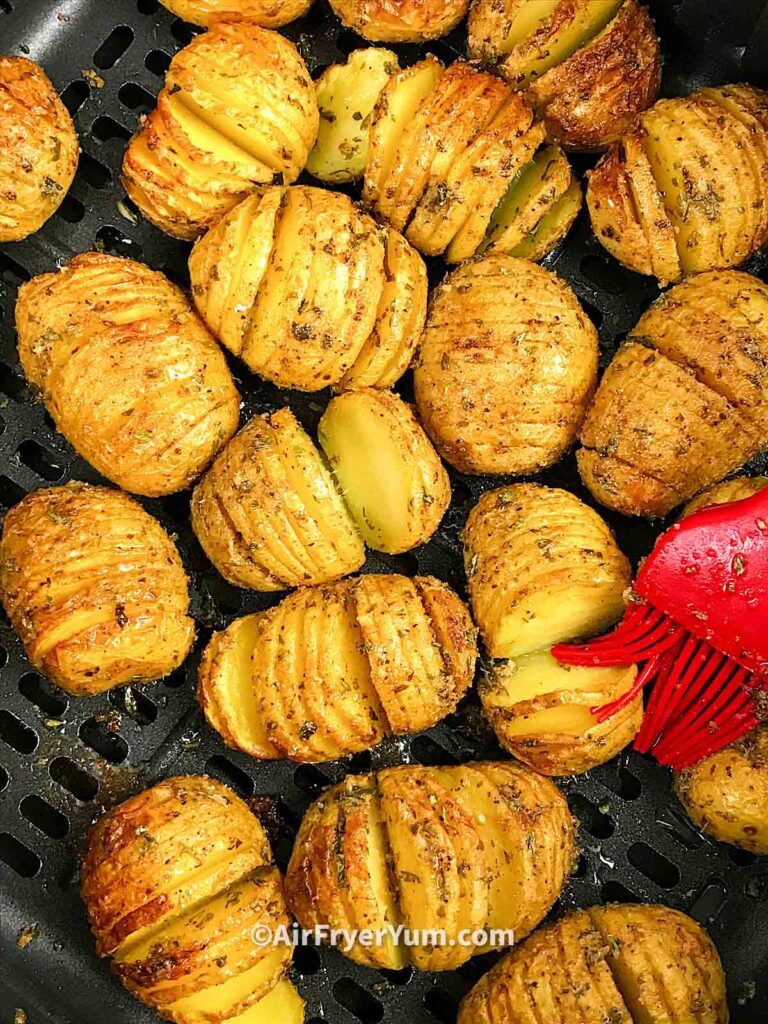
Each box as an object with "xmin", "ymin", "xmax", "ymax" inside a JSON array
[
  {"xmin": 16, "ymin": 253, "xmax": 240, "ymax": 497},
  {"xmin": 123, "ymin": 22, "xmax": 318, "ymax": 240},
  {"xmin": 0, "ymin": 56, "xmax": 79, "ymax": 242},
  {"xmin": 464, "ymin": 484, "xmax": 631, "ymax": 660},
  {"xmin": 0, "ymin": 483, "xmax": 194, "ymax": 696},
  {"xmin": 588, "ymin": 84, "xmax": 768, "ymax": 282},
  {"xmin": 81, "ymin": 775, "xmax": 303, "ymax": 1024},
  {"xmin": 158, "ymin": 0, "xmax": 312, "ymax": 27},
  {"xmin": 578, "ymin": 270, "xmax": 768, "ymax": 516},
  {"xmin": 199, "ymin": 574, "xmax": 476, "ymax": 761},
  {"xmin": 683, "ymin": 475, "xmax": 768, "ymax": 517},
  {"xmin": 459, "ymin": 903, "xmax": 728, "ymax": 1024},
  {"xmin": 189, "ymin": 186, "xmax": 427, "ymax": 391},
  {"xmin": 414, "ymin": 256, "xmax": 598, "ymax": 475},
  {"xmin": 675, "ymin": 726, "xmax": 768, "ymax": 854},
  {"xmin": 329, "ymin": 0, "xmax": 468, "ymax": 42},
  {"xmin": 481, "ymin": 651, "xmax": 642, "ymax": 775},
  {"xmin": 364, "ymin": 58, "xmax": 580, "ymax": 262},
  {"xmin": 468, "ymin": 0, "xmax": 660, "ymax": 152},
  {"xmin": 285, "ymin": 761, "xmax": 575, "ymax": 970},
  {"xmin": 317, "ymin": 388, "xmax": 450, "ymax": 554}
]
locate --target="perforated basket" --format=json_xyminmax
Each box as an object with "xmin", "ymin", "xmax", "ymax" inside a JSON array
[{"xmin": 0, "ymin": 1, "xmax": 767, "ymax": 1022}]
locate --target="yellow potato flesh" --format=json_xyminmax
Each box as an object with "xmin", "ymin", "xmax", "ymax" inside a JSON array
[
  {"xmin": 167, "ymin": 92, "xmax": 270, "ymax": 171},
  {"xmin": 210, "ymin": 979, "xmax": 304, "ymax": 1024},
  {"xmin": 498, "ymin": 0, "xmax": 561, "ymax": 50},
  {"xmin": 509, "ymin": 176, "xmax": 581, "ymax": 260},
  {"xmin": 484, "ymin": 144, "xmax": 571, "ymax": 253},
  {"xmin": 169, "ymin": 87, "xmax": 281, "ymax": 172},
  {"xmin": 164, "ymin": 948, "xmax": 287, "ymax": 1021}
]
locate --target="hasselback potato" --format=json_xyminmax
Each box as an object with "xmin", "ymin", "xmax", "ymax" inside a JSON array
[
  {"xmin": 364, "ymin": 58, "xmax": 581, "ymax": 262},
  {"xmin": 0, "ymin": 56, "xmax": 79, "ymax": 242},
  {"xmin": 123, "ymin": 21, "xmax": 318, "ymax": 240},
  {"xmin": 16, "ymin": 252, "xmax": 240, "ymax": 497},
  {"xmin": 459, "ymin": 903, "xmax": 727, "ymax": 1024},
  {"xmin": 285, "ymin": 761, "xmax": 575, "ymax": 970},
  {"xmin": 578, "ymin": 270, "xmax": 768, "ymax": 517},
  {"xmin": 81, "ymin": 776, "xmax": 303, "ymax": 1024},
  {"xmin": 683, "ymin": 475, "xmax": 768, "ymax": 517},
  {"xmin": 328, "ymin": 0, "xmax": 468, "ymax": 42},
  {"xmin": 414, "ymin": 255, "xmax": 598, "ymax": 475},
  {"xmin": 199, "ymin": 574, "xmax": 476, "ymax": 761},
  {"xmin": 468, "ymin": 0, "xmax": 661, "ymax": 152},
  {"xmin": 588, "ymin": 84, "xmax": 768, "ymax": 282},
  {"xmin": 189, "ymin": 186, "xmax": 427, "ymax": 391},
  {"xmin": 0, "ymin": 483, "xmax": 194, "ymax": 696},
  {"xmin": 158, "ymin": 0, "xmax": 312, "ymax": 27}
]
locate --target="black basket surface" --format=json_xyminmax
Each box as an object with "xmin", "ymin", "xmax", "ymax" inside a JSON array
[{"xmin": 1, "ymin": 1, "xmax": 768, "ymax": 1022}]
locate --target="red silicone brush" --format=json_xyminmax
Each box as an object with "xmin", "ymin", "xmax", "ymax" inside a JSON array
[{"xmin": 552, "ymin": 490, "xmax": 768, "ymax": 770}]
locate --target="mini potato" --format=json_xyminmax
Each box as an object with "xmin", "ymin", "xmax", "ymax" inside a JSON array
[
  {"xmin": 459, "ymin": 903, "xmax": 728, "ymax": 1024},
  {"xmin": 285, "ymin": 761, "xmax": 575, "ymax": 970},
  {"xmin": 16, "ymin": 252, "xmax": 240, "ymax": 497},
  {"xmin": 683, "ymin": 475, "xmax": 768, "ymax": 517},
  {"xmin": 158, "ymin": 0, "xmax": 312, "ymax": 27},
  {"xmin": 328, "ymin": 0, "xmax": 468, "ymax": 42},
  {"xmin": 198, "ymin": 574, "xmax": 476, "ymax": 761},
  {"xmin": 675, "ymin": 725, "xmax": 768, "ymax": 854},
  {"xmin": 0, "ymin": 483, "xmax": 194, "ymax": 696},
  {"xmin": 588, "ymin": 85, "xmax": 768, "ymax": 282},
  {"xmin": 468, "ymin": 0, "xmax": 661, "ymax": 152},
  {"xmin": 414, "ymin": 256, "xmax": 598, "ymax": 475},
  {"xmin": 464, "ymin": 484, "xmax": 631, "ymax": 660},
  {"xmin": 123, "ymin": 22, "xmax": 318, "ymax": 240},
  {"xmin": 364, "ymin": 58, "xmax": 581, "ymax": 262},
  {"xmin": 578, "ymin": 270, "xmax": 768, "ymax": 517},
  {"xmin": 81, "ymin": 775, "xmax": 303, "ymax": 1024},
  {"xmin": 317, "ymin": 388, "xmax": 450, "ymax": 554},
  {"xmin": 189, "ymin": 186, "xmax": 427, "ymax": 391},
  {"xmin": 0, "ymin": 56, "xmax": 79, "ymax": 242}
]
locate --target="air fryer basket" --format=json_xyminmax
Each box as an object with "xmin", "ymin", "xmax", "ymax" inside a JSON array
[{"xmin": 0, "ymin": 1, "xmax": 767, "ymax": 1021}]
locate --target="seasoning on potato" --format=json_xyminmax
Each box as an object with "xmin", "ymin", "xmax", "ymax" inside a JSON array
[
  {"xmin": 578, "ymin": 270, "xmax": 768, "ymax": 517},
  {"xmin": 0, "ymin": 56, "xmax": 79, "ymax": 242},
  {"xmin": 0, "ymin": 483, "xmax": 194, "ymax": 696},
  {"xmin": 16, "ymin": 252, "xmax": 240, "ymax": 497},
  {"xmin": 199, "ymin": 574, "xmax": 477, "ymax": 761},
  {"xmin": 588, "ymin": 84, "xmax": 768, "ymax": 282},
  {"xmin": 328, "ymin": 0, "xmax": 469, "ymax": 42},
  {"xmin": 363, "ymin": 58, "xmax": 581, "ymax": 262},
  {"xmin": 122, "ymin": 21, "xmax": 318, "ymax": 240},
  {"xmin": 414, "ymin": 255, "xmax": 598, "ymax": 475},
  {"xmin": 285, "ymin": 761, "xmax": 575, "ymax": 970},
  {"xmin": 468, "ymin": 0, "xmax": 661, "ymax": 152},
  {"xmin": 157, "ymin": 0, "xmax": 313, "ymax": 27},
  {"xmin": 81, "ymin": 775, "xmax": 304, "ymax": 1024},
  {"xmin": 459, "ymin": 903, "xmax": 728, "ymax": 1024},
  {"xmin": 189, "ymin": 186, "xmax": 427, "ymax": 392},
  {"xmin": 683, "ymin": 475, "xmax": 768, "ymax": 517}
]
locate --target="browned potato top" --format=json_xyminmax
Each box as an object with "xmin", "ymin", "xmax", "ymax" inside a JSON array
[
  {"xmin": 158, "ymin": 0, "xmax": 313, "ymax": 27},
  {"xmin": 329, "ymin": 0, "xmax": 469, "ymax": 42},
  {"xmin": 16, "ymin": 252, "xmax": 240, "ymax": 497},
  {"xmin": 0, "ymin": 56, "xmax": 79, "ymax": 242},
  {"xmin": 0, "ymin": 483, "xmax": 194, "ymax": 696}
]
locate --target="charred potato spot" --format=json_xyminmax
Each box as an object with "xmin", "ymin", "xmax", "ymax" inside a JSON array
[
  {"xmin": 0, "ymin": 483, "xmax": 194, "ymax": 696},
  {"xmin": 123, "ymin": 22, "xmax": 318, "ymax": 240},
  {"xmin": 15, "ymin": 252, "xmax": 240, "ymax": 497},
  {"xmin": 328, "ymin": 0, "xmax": 469, "ymax": 43},
  {"xmin": 158, "ymin": 0, "xmax": 313, "ymax": 27},
  {"xmin": 285, "ymin": 762, "xmax": 575, "ymax": 970},
  {"xmin": 80, "ymin": 776, "xmax": 304, "ymax": 1023},
  {"xmin": 0, "ymin": 56, "xmax": 79, "ymax": 242}
]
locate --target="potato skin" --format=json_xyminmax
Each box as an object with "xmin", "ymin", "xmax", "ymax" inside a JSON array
[
  {"xmin": 683, "ymin": 475, "xmax": 768, "ymax": 517},
  {"xmin": 199, "ymin": 574, "xmax": 477, "ymax": 761},
  {"xmin": 0, "ymin": 57, "xmax": 79, "ymax": 242},
  {"xmin": 16, "ymin": 253, "xmax": 240, "ymax": 497},
  {"xmin": 329, "ymin": 0, "xmax": 469, "ymax": 42},
  {"xmin": 459, "ymin": 903, "xmax": 728, "ymax": 1024},
  {"xmin": 579, "ymin": 270, "xmax": 768, "ymax": 517},
  {"xmin": 0, "ymin": 483, "xmax": 194, "ymax": 696},
  {"xmin": 123, "ymin": 22, "xmax": 318, "ymax": 240},
  {"xmin": 675, "ymin": 726, "xmax": 768, "ymax": 854},
  {"xmin": 285, "ymin": 762, "xmax": 575, "ymax": 970},
  {"xmin": 189, "ymin": 186, "xmax": 426, "ymax": 391},
  {"xmin": 158, "ymin": 0, "xmax": 312, "ymax": 27},
  {"xmin": 415, "ymin": 256, "xmax": 597, "ymax": 475}
]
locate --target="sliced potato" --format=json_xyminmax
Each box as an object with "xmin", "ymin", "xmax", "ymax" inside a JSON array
[
  {"xmin": 158, "ymin": 0, "xmax": 312, "ymax": 27},
  {"xmin": 508, "ymin": 175, "xmax": 582, "ymax": 260},
  {"xmin": 683, "ymin": 475, "xmax": 768, "ymax": 517},
  {"xmin": 329, "ymin": 0, "xmax": 468, "ymax": 43}
]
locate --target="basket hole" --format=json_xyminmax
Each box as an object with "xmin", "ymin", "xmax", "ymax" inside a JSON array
[
  {"xmin": 145, "ymin": 49, "xmax": 171, "ymax": 76},
  {"xmin": 94, "ymin": 26, "xmax": 135, "ymax": 69},
  {"xmin": 0, "ymin": 764, "xmax": 7, "ymax": 791},
  {"xmin": 424, "ymin": 986, "xmax": 459, "ymax": 1023},
  {"xmin": 91, "ymin": 114, "xmax": 131, "ymax": 143},
  {"xmin": 580, "ymin": 253, "xmax": 633, "ymax": 296},
  {"xmin": 348, "ymin": 750, "xmax": 372, "ymax": 774},
  {"xmin": 0, "ymin": 710, "xmax": 38, "ymax": 754},
  {"xmin": 79, "ymin": 718, "xmax": 129, "ymax": 765},
  {"xmin": 601, "ymin": 879, "xmax": 639, "ymax": 903},
  {"xmin": 573, "ymin": 852, "xmax": 589, "ymax": 878},
  {"xmin": 332, "ymin": 979, "xmax": 384, "ymax": 1024},
  {"xmin": 0, "ymin": 251, "xmax": 30, "ymax": 286},
  {"xmin": 0, "ymin": 475, "xmax": 27, "ymax": 509},
  {"xmin": 293, "ymin": 943, "xmax": 322, "ymax": 976},
  {"xmin": 16, "ymin": 439, "xmax": 63, "ymax": 482},
  {"xmin": 0, "ymin": 0, "xmax": 13, "ymax": 12},
  {"xmin": 137, "ymin": 0, "xmax": 160, "ymax": 12},
  {"xmin": 49, "ymin": 756, "xmax": 98, "ymax": 802},
  {"xmin": 728, "ymin": 846, "xmax": 756, "ymax": 867},
  {"xmin": 206, "ymin": 574, "xmax": 242, "ymax": 616},
  {"xmin": 118, "ymin": 82, "xmax": 155, "ymax": 114},
  {"xmin": 600, "ymin": 764, "xmax": 642, "ymax": 801},
  {"xmin": 109, "ymin": 686, "xmax": 158, "ymax": 724},
  {"xmin": 205, "ymin": 755, "xmax": 254, "ymax": 797},
  {"xmin": 20, "ymin": 794, "xmax": 69, "ymax": 840},
  {"xmin": 627, "ymin": 842, "xmax": 680, "ymax": 888},
  {"xmin": 569, "ymin": 793, "xmax": 614, "ymax": 840},
  {"xmin": 0, "ymin": 646, "xmax": 6, "ymax": 670},
  {"xmin": 293, "ymin": 763, "xmax": 333, "ymax": 799},
  {"xmin": 689, "ymin": 880, "xmax": 727, "ymax": 925},
  {"xmin": 95, "ymin": 226, "xmax": 143, "ymax": 260},
  {"xmin": 56, "ymin": 193, "xmax": 85, "ymax": 224},
  {"xmin": 580, "ymin": 296, "xmax": 604, "ymax": 330},
  {"xmin": 19, "ymin": 673, "xmax": 68, "ymax": 717},
  {"xmin": 162, "ymin": 667, "xmax": 187, "ymax": 689},
  {"xmin": 0, "ymin": 833, "xmax": 41, "ymax": 877},
  {"xmin": 656, "ymin": 805, "xmax": 705, "ymax": 850},
  {"xmin": 61, "ymin": 79, "xmax": 90, "ymax": 115},
  {"xmin": 379, "ymin": 966, "xmax": 413, "ymax": 986},
  {"xmin": 171, "ymin": 18, "xmax": 202, "ymax": 46},
  {"xmin": 411, "ymin": 734, "xmax": 453, "ymax": 766},
  {"xmin": 0, "ymin": 364, "xmax": 29, "ymax": 402},
  {"xmin": 78, "ymin": 152, "xmax": 112, "ymax": 190}
]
